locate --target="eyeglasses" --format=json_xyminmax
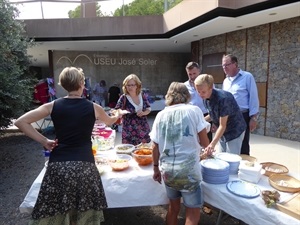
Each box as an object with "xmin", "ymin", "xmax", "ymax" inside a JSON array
[
  {"xmin": 126, "ymin": 84, "xmax": 136, "ymax": 87},
  {"xmin": 222, "ymin": 62, "xmax": 233, "ymax": 68}
]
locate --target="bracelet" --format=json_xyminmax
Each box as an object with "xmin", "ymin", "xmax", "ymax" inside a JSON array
[{"xmin": 153, "ymin": 164, "xmax": 159, "ymax": 167}]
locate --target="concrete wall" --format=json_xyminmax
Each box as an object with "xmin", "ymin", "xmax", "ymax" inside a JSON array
[
  {"xmin": 24, "ymin": 16, "xmax": 164, "ymax": 38},
  {"xmin": 53, "ymin": 51, "xmax": 189, "ymax": 98},
  {"xmin": 24, "ymin": 0, "xmax": 269, "ymax": 39},
  {"xmin": 196, "ymin": 16, "xmax": 300, "ymax": 141},
  {"xmin": 163, "ymin": 0, "xmax": 219, "ymax": 31}
]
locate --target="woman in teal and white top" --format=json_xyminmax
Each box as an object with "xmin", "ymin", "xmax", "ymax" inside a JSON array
[{"xmin": 150, "ymin": 82, "xmax": 210, "ymax": 225}]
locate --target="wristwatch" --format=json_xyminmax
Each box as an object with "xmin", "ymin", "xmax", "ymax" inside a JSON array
[{"xmin": 251, "ymin": 115, "xmax": 258, "ymax": 122}]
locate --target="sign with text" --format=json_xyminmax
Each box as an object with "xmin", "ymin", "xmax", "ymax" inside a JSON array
[
  {"xmin": 56, "ymin": 54, "xmax": 158, "ymax": 66},
  {"xmin": 93, "ymin": 54, "xmax": 158, "ymax": 66}
]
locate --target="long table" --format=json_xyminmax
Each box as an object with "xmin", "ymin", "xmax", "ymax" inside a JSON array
[
  {"xmin": 19, "ymin": 159, "xmax": 168, "ymax": 212},
  {"xmin": 203, "ymin": 175, "xmax": 299, "ymax": 225},
  {"xmin": 20, "ymin": 160, "xmax": 299, "ymax": 225}
]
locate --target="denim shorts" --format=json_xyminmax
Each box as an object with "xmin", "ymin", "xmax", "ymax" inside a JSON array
[{"xmin": 165, "ymin": 184, "xmax": 203, "ymax": 208}]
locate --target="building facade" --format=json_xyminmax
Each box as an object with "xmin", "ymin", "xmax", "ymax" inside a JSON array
[
  {"xmin": 193, "ymin": 16, "xmax": 299, "ymax": 140},
  {"xmin": 22, "ymin": 1, "xmax": 300, "ymax": 141}
]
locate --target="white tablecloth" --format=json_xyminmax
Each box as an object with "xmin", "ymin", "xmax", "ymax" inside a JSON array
[
  {"xmin": 203, "ymin": 175, "xmax": 299, "ymax": 225},
  {"xmin": 101, "ymin": 161, "xmax": 168, "ymax": 208},
  {"xmin": 19, "ymin": 159, "xmax": 168, "ymax": 213},
  {"xmin": 20, "ymin": 161, "xmax": 299, "ymax": 225}
]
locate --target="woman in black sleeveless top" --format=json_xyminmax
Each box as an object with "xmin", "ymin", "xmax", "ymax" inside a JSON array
[{"xmin": 15, "ymin": 67, "xmax": 123, "ymax": 225}]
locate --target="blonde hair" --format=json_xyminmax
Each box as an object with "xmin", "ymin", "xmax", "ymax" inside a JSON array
[
  {"xmin": 165, "ymin": 82, "xmax": 190, "ymax": 106},
  {"xmin": 58, "ymin": 67, "xmax": 85, "ymax": 92},
  {"xmin": 194, "ymin": 74, "xmax": 214, "ymax": 88},
  {"xmin": 122, "ymin": 74, "xmax": 142, "ymax": 95}
]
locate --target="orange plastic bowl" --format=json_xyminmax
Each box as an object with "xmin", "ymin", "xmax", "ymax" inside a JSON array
[{"xmin": 132, "ymin": 148, "xmax": 153, "ymax": 166}]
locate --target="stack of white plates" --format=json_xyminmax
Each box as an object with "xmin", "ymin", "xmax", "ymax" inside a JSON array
[
  {"xmin": 215, "ymin": 153, "xmax": 242, "ymax": 175},
  {"xmin": 200, "ymin": 159, "xmax": 230, "ymax": 184}
]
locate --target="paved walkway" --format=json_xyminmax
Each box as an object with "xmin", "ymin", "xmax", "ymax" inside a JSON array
[{"xmin": 249, "ymin": 134, "xmax": 299, "ymax": 174}]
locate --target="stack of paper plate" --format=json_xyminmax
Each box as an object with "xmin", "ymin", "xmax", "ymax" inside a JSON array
[
  {"xmin": 215, "ymin": 153, "xmax": 242, "ymax": 175},
  {"xmin": 200, "ymin": 159, "xmax": 230, "ymax": 184}
]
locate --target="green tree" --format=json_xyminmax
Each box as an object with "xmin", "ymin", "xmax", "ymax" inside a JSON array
[
  {"xmin": 68, "ymin": 3, "xmax": 107, "ymax": 18},
  {"xmin": 0, "ymin": 0, "xmax": 36, "ymax": 133},
  {"xmin": 68, "ymin": 4, "xmax": 81, "ymax": 18},
  {"xmin": 114, "ymin": 0, "xmax": 183, "ymax": 16}
]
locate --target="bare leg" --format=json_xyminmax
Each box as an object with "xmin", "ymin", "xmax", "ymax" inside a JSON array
[
  {"xmin": 185, "ymin": 207, "xmax": 200, "ymax": 225},
  {"xmin": 166, "ymin": 198, "xmax": 181, "ymax": 225}
]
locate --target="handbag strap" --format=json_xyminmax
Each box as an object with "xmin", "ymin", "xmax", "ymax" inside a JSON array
[{"xmin": 122, "ymin": 94, "xmax": 126, "ymax": 110}]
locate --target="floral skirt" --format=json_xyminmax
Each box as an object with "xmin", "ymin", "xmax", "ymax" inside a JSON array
[
  {"xmin": 29, "ymin": 161, "xmax": 107, "ymax": 225},
  {"xmin": 29, "ymin": 209, "xmax": 104, "ymax": 225}
]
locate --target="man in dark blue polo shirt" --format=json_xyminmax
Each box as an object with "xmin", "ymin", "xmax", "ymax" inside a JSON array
[{"xmin": 194, "ymin": 74, "xmax": 246, "ymax": 154}]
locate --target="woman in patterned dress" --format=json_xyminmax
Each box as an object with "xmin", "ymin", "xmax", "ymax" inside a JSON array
[
  {"xmin": 14, "ymin": 67, "xmax": 124, "ymax": 225},
  {"xmin": 115, "ymin": 74, "xmax": 151, "ymax": 145}
]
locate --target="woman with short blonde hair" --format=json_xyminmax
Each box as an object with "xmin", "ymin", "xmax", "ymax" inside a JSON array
[
  {"xmin": 193, "ymin": 74, "xmax": 214, "ymax": 88},
  {"xmin": 14, "ymin": 67, "xmax": 125, "ymax": 225}
]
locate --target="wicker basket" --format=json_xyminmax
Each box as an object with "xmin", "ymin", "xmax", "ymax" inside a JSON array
[
  {"xmin": 261, "ymin": 162, "xmax": 289, "ymax": 177},
  {"xmin": 269, "ymin": 174, "xmax": 300, "ymax": 193}
]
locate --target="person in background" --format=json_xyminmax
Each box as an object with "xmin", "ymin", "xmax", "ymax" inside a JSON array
[
  {"xmin": 93, "ymin": 79, "xmax": 108, "ymax": 107},
  {"xmin": 14, "ymin": 67, "xmax": 124, "ymax": 225},
  {"xmin": 84, "ymin": 77, "xmax": 92, "ymax": 100},
  {"xmin": 222, "ymin": 54, "xmax": 259, "ymax": 155},
  {"xmin": 194, "ymin": 74, "xmax": 246, "ymax": 155},
  {"xmin": 77, "ymin": 68, "xmax": 91, "ymax": 99},
  {"xmin": 184, "ymin": 61, "xmax": 212, "ymax": 142},
  {"xmin": 115, "ymin": 74, "xmax": 151, "ymax": 145},
  {"xmin": 150, "ymin": 82, "xmax": 210, "ymax": 225},
  {"xmin": 108, "ymin": 83, "xmax": 121, "ymax": 108}
]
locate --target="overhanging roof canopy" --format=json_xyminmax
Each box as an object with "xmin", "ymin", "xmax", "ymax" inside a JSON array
[{"xmin": 20, "ymin": 0, "xmax": 300, "ymax": 67}]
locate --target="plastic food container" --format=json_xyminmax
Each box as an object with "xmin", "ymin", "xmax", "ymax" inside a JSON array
[
  {"xmin": 108, "ymin": 154, "xmax": 132, "ymax": 171},
  {"xmin": 115, "ymin": 144, "xmax": 135, "ymax": 154},
  {"xmin": 132, "ymin": 148, "xmax": 153, "ymax": 166},
  {"xmin": 92, "ymin": 128, "xmax": 116, "ymax": 151}
]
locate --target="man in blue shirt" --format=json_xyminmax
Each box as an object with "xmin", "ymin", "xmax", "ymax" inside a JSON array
[
  {"xmin": 222, "ymin": 54, "xmax": 259, "ymax": 155},
  {"xmin": 194, "ymin": 74, "xmax": 246, "ymax": 154},
  {"xmin": 184, "ymin": 62, "xmax": 212, "ymax": 141}
]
